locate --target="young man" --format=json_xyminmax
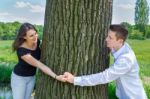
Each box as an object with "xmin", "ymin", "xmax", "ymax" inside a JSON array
[{"xmin": 64, "ymin": 25, "xmax": 147, "ymax": 99}]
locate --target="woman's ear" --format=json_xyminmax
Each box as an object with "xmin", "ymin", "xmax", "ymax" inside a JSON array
[{"xmin": 23, "ymin": 36, "xmax": 27, "ymax": 40}]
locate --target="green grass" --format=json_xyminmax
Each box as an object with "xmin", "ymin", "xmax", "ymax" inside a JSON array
[
  {"xmin": 127, "ymin": 39, "xmax": 150, "ymax": 77},
  {"xmin": 0, "ymin": 40, "xmax": 17, "ymax": 63},
  {"xmin": 127, "ymin": 39, "xmax": 150, "ymax": 63}
]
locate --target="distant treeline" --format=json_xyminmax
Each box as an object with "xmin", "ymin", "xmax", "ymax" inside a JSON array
[
  {"xmin": 121, "ymin": 22, "xmax": 150, "ymax": 40},
  {"xmin": 0, "ymin": 21, "xmax": 150, "ymax": 40},
  {"xmin": 0, "ymin": 21, "xmax": 43, "ymax": 40}
]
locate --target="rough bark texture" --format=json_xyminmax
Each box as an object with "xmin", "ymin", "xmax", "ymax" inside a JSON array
[{"xmin": 35, "ymin": 0, "xmax": 112, "ymax": 99}]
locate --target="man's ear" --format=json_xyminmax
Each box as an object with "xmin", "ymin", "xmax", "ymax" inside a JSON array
[{"xmin": 119, "ymin": 39, "xmax": 123, "ymax": 44}]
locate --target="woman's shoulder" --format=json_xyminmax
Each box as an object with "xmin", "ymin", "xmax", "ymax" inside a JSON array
[
  {"xmin": 17, "ymin": 43, "xmax": 32, "ymax": 55},
  {"xmin": 18, "ymin": 43, "xmax": 32, "ymax": 51},
  {"xmin": 16, "ymin": 47, "xmax": 31, "ymax": 57},
  {"xmin": 17, "ymin": 47, "xmax": 31, "ymax": 54},
  {"xmin": 17, "ymin": 47, "xmax": 31, "ymax": 51}
]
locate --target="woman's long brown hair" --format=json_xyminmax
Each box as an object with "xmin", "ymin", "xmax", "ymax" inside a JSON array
[{"xmin": 12, "ymin": 23, "xmax": 37, "ymax": 51}]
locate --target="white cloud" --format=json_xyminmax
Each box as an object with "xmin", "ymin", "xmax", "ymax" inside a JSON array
[
  {"xmin": 0, "ymin": 12, "xmax": 10, "ymax": 16},
  {"xmin": 28, "ymin": 4, "xmax": 45, "ymax": 13},
  {"xmin": 112, "ymin": 3, "xmax": 135, "ymax": 24},
  {"xmin": 10, "ymin": 16, "xmax": 27, "ymax": 22},
  {"xmin": 15, "ymin": 1, "xmax": 30, "ymax": 8},
  {"xmin": 0, "ymin": 12, "xmax": 27, "ymax": 23},
  {"xmin": 117, "ymin": 4, "xmax": 135, "ymax": 10},
  {"xmin": 14, "ymin": 1, "xmax": 45, "ymax": 13},
  {"xmin": 0, "ymin": 12, "xmax": 11, "ymax": 20}
]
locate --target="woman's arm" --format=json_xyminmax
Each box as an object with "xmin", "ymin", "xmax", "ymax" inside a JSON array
[{"xmin": 21, "ymin": 54, "xmax": 66, "ymax": 82}]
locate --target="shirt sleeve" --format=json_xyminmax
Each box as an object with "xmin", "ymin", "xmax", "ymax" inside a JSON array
[
  {"xmin": 17, "ymin": 48, "xmax": 31, "ymax": 57},
  {"xmin": 74, "ymin": 56, "xmax": 132, "ymax": 86}
]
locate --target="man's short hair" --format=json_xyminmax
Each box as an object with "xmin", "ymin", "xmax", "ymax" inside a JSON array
[{"xmin": 109, "ymin": 24, "xmax": 128, "ymax": 42}]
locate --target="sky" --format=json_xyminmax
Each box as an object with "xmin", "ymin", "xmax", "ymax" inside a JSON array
[{"xmin": 0, "ymin": 0, "xmax": 150, "ymax": 25}]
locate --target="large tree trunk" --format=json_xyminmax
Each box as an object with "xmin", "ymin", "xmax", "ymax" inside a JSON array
[{"xmin": 35, "ymin": 0, "xmax": 112, "ymax": 99}]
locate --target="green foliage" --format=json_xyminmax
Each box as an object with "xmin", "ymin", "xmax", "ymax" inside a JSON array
[
  {"xmin": 35, "ymin": 25, "xmax": 43, "ymax": 40},
  {"xmin": 0, "ymin": 62, "xmax": 13, "ymax": 83},
  {"xmin": 120, "ymin": 22, "xmax": 132, "ymax": 32},
  {"xmin": 0, "ymin": 21, "xmax": 20, "ymax": 40},
  {"xmin": 120, "ymin": 22, "xmax": 133, "ymax": 37},
  {"xmin": 145, "ymin": 26, "xmax": 150, "ymax": 38},
  {"xmin": 144, "ymin": 84, "xmax": 150, "ymax": 99},
  {"xmin": 0, "ymin": 21, "xmax": 43, "ymax": 40},
  {"xmin": 108, "ymin": 83, "xmax": 118, "ymax": 99},
  {"xmin": 2, "ymin": 21, "xmax": 150, "ymax": 40},
  {"xmin": 120, "ymin": 22, "xmax": 150, "ymax": 39},
  {"xmin": 129, "ymin": 29, "xmax": 145, "ymax": 40},
  {"xmin": 135, "ymin": 0, "xmax": 149, "ymax": 37}
]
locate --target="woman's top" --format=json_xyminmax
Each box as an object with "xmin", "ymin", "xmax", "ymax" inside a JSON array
[{"xmin": 13, "ymin": 39, "xmax": 41, "ymax": 76}]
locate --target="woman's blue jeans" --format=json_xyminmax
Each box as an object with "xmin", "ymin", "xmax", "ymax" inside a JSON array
[{"xmin": 11, "ymin": 72, "xmax": 35, "ymax": 99}]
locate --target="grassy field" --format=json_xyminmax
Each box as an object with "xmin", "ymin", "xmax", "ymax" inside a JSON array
[
  {"xmin": 0, "ymin": 40, "xmax": 17, "ymax": 63},
  {"xmin": 0, "ymin": 39, "xmax": 150, "ymax": 98},
  {"xmin": 128, "ymin": 39, "xmax": 150, "ymax": 77}
]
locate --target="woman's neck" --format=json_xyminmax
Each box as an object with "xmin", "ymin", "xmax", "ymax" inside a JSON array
[{"xmin": 23, "ymin": 42, "xmax": 36, "ymax": 50}]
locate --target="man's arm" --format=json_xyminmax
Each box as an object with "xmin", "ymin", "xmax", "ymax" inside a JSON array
[{"xmin": 64, "ymin": 57, "xmax": 132, "ymax": 86}]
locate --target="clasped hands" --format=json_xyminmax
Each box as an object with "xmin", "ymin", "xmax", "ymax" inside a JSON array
[{"xmin": 56, "ymin": 72, "xmax": 75, "ymax": 83}]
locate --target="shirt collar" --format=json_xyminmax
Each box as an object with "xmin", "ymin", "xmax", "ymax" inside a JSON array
[{"xmin": 112, "ymin": 43, "xmax": 127, "ymax": 60}]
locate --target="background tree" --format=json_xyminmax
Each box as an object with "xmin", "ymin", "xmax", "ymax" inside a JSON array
[
  {"xmin": 120, "ymin": 22, "xmax": 132, "ymax": 37},
  {"xmin": 135, "ymin": 0, "xmax": 149, "ymax": 38},
  {"xmin": 0, "ymin": 22, "xmax": 43, "ymax": 40},
  {"xmin": 35, "ymin": 0, "xmax": 113, "ymax": 99}
]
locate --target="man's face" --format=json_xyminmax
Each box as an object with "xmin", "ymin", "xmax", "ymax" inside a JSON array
[{"xmin": 106, "ymin": 30, "xmax": 123, "ymax": 50}]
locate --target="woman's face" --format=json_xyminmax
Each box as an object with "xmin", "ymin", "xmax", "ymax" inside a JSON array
[{"xmin": 24, "ymin": 29, "xmax": 38, "ymax": 44}]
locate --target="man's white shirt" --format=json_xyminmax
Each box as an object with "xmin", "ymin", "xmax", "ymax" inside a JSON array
[{"xmin": 74, "ymin": 43, "xmax": 147, "ymax": 99}]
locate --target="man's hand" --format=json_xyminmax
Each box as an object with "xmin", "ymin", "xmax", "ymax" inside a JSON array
[
  {"xmin": 64, "ymin": 72, "xmax": 75, "ymax": 83},
  {"xmin": 56, "ymin": 75, "xmax": 67, "ymax": 82}
]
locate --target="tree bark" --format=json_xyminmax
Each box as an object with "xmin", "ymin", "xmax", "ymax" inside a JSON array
[{"xmin": 35, "ymin": 0, "xmax": 112, "ymax": 99}]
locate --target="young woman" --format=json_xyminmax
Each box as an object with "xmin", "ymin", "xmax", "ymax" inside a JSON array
[{"xmin": 11, "ymin": 23, "xmax": 65, "ymax": 99}]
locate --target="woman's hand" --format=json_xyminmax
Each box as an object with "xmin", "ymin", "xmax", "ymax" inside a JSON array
[{"xmin": 55, "ymin": 75, "xmax": 67, "ymax": 82}]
